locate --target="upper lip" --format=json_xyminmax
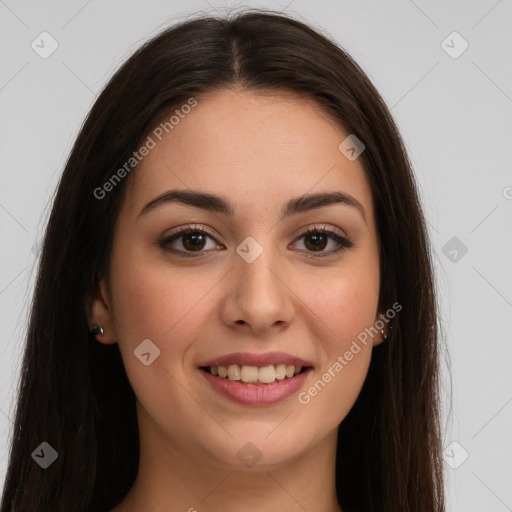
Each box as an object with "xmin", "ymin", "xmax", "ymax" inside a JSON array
[{"xmin": 198, "ymin": 351, "xmax": 314, "ymax": 368}]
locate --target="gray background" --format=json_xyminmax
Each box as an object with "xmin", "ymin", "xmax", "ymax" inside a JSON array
[{"xmin": 1, "ymin": 1, "xmax": 511, "ymax": 509}]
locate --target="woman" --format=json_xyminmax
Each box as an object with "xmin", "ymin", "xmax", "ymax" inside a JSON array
[{"xmin": 1, "ymin": 10, "xmax": 445, "ymax": 512}]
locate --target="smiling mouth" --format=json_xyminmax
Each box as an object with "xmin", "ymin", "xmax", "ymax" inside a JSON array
[{"xmin": 199, "ymin": 364, "xmax": 311, "ymax": 385}]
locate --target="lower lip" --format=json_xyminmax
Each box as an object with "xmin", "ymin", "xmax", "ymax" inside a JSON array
[{"xmin": 199, "ymin": 368, "xmax": 313, "ymax": 405}]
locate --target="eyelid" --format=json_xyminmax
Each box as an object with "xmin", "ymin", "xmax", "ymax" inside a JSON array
[
  {"xmin": 164, "ymin": 223, "xmax": 219, "ymax": 240},
  {"xmin": 295, "ymin": 223, "xmax": 348, "ymax": 240}
]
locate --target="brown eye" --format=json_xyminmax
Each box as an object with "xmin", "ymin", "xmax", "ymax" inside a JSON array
[
  {"xmin": 160, "ymin": 224, "xmax": 353, "ymax": 259},
  {"xmin": 303, "ymin": 232, "xmax": 329, "ymax": 252},
  {"xmin": 293, "ymin": 226, "xmax": 354, "ymax": 258},
  {"xmin": 160, "ymin": 226, "xmax": 222, "ymax": 257},
  {"xmin": 181, "ymin": 232, "xmax": 207, "ymax": 251}
]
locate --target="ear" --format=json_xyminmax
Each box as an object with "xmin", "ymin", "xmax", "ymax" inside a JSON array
[
  {"xmin": 86, "ymin": 278, "xmax": 118, "ymax": 345},
  {"xmin": 372, "ymin": 309, "xmax": 389, "ymax": 347}
]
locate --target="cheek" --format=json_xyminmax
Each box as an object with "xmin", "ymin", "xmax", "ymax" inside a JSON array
[
  {"xmin": 301, "ymin": 263, "xmax": 380, "ymax": 350},
  {"xmin": 294, "ymin": 263, "xmax": 379, "ymax": 417},
  {"xmin": 107, "ymin": 249, "xmax": 219, "ymax": 375},
  {"xmin": 107, "ymin": 258, "xmax": 220, "ymax": 424}
]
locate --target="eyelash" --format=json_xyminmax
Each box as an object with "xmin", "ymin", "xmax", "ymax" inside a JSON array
[{"xmin": 159, "ymin": 223, "xmax": 354, "ymax": 259}]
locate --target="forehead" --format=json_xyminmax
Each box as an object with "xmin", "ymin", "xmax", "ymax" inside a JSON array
[{"xmin": 122, "ymin": 88, "xmax": 375, "ymax": 224}]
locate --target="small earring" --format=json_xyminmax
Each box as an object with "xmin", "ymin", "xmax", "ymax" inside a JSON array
[
  {"xmin": 91, "ymin": 325, "xmax": 104, "ymax": 336},
  {"xmin": 381, "ymin": 323, "xmax": 394, "ymax": 341}
]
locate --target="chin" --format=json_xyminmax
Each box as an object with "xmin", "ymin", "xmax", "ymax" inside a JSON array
[{"xmin": 198, "ymin": 422, "xmax": 318, "ymax": 470}]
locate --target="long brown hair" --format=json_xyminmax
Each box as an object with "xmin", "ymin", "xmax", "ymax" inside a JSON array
[{"xmin": 1, "ymin": 10, "xmax": 445, "ymax": 511}]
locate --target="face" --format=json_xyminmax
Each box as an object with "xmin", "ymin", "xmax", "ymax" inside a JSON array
[{"xmin": 89, "ymin": 88, "xmax": 384, "ymax": 470}]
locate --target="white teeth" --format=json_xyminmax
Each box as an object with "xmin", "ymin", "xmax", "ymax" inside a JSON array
[
  {"xmin": 275, "ymin": 364, "xmax": 286, "ymax": 380},
  {"xmin": 227, "ymin": 364, "xmax": 241, "ymax": 381},
  {"xmin": 208, "ymin": 364, "xmax": 305, "ymax": 384},
  {"xmin": 258, "ymin": 365, "xmax": 275, "ymax": 383},
  {"xmin": 240, "ymin": 365, "xmax": 258, "ymax": 383}
]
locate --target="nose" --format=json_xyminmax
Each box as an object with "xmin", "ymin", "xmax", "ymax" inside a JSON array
[{"xmin": 219, "ymin": 243, "xmax": 295, "ymax": 335}]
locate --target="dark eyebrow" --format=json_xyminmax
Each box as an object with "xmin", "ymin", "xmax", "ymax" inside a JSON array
[{"xmin": 138, "ymin": 189, "xmax": 367, "ymax": 223}]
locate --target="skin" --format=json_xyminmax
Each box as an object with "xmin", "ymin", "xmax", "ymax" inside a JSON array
[{"xmin": 89, "ymin": 88, "xmax": 387, "ymax": 512}]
